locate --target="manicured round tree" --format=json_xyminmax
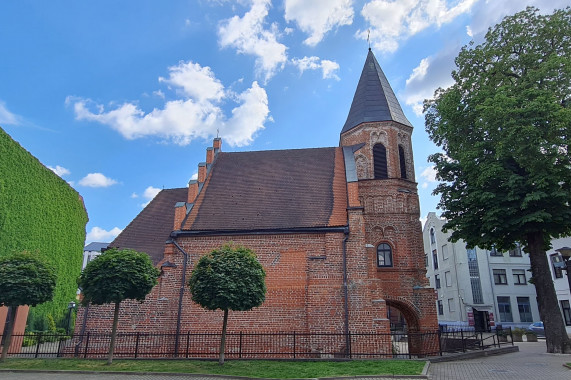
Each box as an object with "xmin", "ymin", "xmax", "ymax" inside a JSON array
[
  {"xmin": 77, "ymin": 248, "xmax": 159, "ymax": 365},
  {"xmin": 0, "ymin": 252, "xmax": 56, "ymax": 362},
  {"xmin": 188, "ymin": 244, "xmax": 266, "ymax": 365}
]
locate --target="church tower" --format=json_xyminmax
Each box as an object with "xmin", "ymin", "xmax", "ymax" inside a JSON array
[{"xmin": 341, "ymin": 49, "xmax": 437, "ymax": 348}]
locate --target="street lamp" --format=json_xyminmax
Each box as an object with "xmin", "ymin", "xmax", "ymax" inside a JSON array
[
  {"xmin": 66, "ymin": 301, "xmax": 76, "ymax": 335},
  {"xmin": 555, "ymin": 247, "xmax": 571, "ymax": 293}
]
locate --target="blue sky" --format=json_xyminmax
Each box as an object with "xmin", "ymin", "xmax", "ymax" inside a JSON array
[{"xmin": 1, "ymin": 0, "xmax": 566, "ymax": 244}]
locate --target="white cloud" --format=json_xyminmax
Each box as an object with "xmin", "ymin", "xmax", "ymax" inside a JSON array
[
  {"xmin": 0, "ymin": 101, "xmax": 19, "ymax": 125},
  {"xmin": 131, "ymin": 192, "xmax": 139, "ymax": 198},
  {"xmin": 69, "ymin": 61, "xmax": 270, "ymax": 147},
  {"xmin": 47, "ymin": 165, "xmax": 71, "ymax": 177},
  {"xmin": 140, "ymin": 185, "xmax": 162, "ymax": 207},
  {"xmin": 420, "ymin": 165, "xmax": 438, "ymax": 189},
  {"xmin": 86, "ymin": 226, "xmax": 122, "ymax": 243},
  {"xmin": 291, "ymin": 56, "xmax": 340, "ymax": 80},
  {"xmin": 403, "ymin": 45, "xmax": 458, "ymax": 116},
  {"xmin": 78, "ymin": 173, "xmax": 118, "ymax": 188},
  {"xmin": 358, "ymin": 0, "xmax": 477, "ymax": 52},
  {"xmin": 284, "ymin": 0, "xmax": 354, "ymax": 46},
  {"xmin": 190, "ymin": 172, "xmax": 198, "ymax": 180},
  {"xmin": 217, "ymin": 0, "xmax": 287, "ymax": 82}
]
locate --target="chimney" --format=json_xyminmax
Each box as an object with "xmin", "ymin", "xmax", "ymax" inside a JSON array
[
  {"xmin": 206, "ymin": 147, "xmax": 214, "ymax": 164},
  {"xmin": 173, "ymin": 202, "xmax": 186, "ymax": 230},
  {"xmin": 187, "ymin": 180, "xmax": 198, "ymax": 203},
  {"xmin": 198, "ymin": 162, "xmax": 207, "ymax": 183},
  {"xmin": 213, "ymin": 137, "xmax": 222, "ymax": 151}
]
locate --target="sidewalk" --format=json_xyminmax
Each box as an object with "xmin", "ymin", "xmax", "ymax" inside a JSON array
[{"xmin": 428, "ymin": 341, "xmax": 571, "ymax": 379}]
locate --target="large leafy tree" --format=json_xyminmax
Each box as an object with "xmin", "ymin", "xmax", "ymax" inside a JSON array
[
  {"xmin": 77, "ymin": 248, "xmax": 159, "ymax": 364},
  {"xmin": 188, "ymin": 244, "xmax": 266, "ymax": 365},
  {"xmin": 0, "ymin": 252, "xmax": 56, "ymax": 362},
  {"xmin": 425, "ymin": 7, "xmax": 571, "ymax": 353}
]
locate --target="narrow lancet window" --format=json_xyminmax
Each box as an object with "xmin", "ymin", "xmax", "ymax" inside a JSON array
[
  {"xmin": 373, "ymin": 143, "xmax": 388, "ymax": 179},
  {"xmin": 398, "ymin": 145, "xmax": 407, "ymax": 179}
]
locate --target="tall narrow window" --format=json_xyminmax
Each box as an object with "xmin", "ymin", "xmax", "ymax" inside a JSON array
[
  {"xmin": 497, "ymin": 296, "xmax": 513, "ymax": 322},
  {"xmin": 551, "ymin": 254, "xmax": 564, "ymax": 279},
  {"xmin": 437, "ymin": 300, "xmax": 444, "ymax": 315},
  {"xmin": 398, "ymin": 145, "xmax": 407, "ymax": 179},
  {"xmin": 561, "ymin": 300, "xmax": 571, "ymax": 326},
  {"xmin": 430, "ymin": 228, "xmax": 436, "ymax": 244},
  {"xmin": 517, "ymin": 297, "xmax": 533, "ymax": 322},
  {"xmin": 377, "ymin": 243, "xmax": 393, "ymax": 267},
  {"xmin": 433, "ymin": 249, "xmax": 439, "ymax": 269},
  {"xmin": 373, "ymin": 143, "xmax": 388, "ymax": 179}
]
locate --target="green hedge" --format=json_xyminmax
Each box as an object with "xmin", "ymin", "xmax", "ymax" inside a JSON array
[{"xmin": 0, "ymin": 127, "xmax": 88, "ymax": 327}]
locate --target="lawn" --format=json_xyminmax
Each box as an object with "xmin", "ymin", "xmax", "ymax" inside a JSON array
[{"xmin": 0, "ymin": 359, "xmax": 426, "ymax": 378}]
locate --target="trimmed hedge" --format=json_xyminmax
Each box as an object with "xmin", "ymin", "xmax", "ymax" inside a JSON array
[{"xmin": 0, "ymin": 127, "xmax": 88, "ymax": 326}]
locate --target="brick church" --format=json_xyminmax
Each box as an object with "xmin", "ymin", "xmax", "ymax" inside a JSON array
[{"xmin": 76, "ymin": 49, "xmax": 438, "ymax": 356}]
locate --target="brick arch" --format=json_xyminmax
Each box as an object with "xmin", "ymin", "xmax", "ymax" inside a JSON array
[{"xmin": 385, "ymin": 298, "xmax": 421, "ymax": 333}]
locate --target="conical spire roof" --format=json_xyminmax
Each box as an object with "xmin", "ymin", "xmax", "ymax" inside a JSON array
[{"xmin": 341, "ymin": 49, "xmax": 412, "ymax": 134}]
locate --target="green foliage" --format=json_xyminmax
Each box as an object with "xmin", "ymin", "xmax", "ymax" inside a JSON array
[
  {"xmin": 78, "ymin": 248, "xmax": 160, "ymax": 305},
  {"xmin": 0, "ymin": 252, "xmax": 56, "ymax": 307},
  {"xmin": 424, "ymin": 7, "xmax": 571, "ymax": 250},
  {"xmin": 188, "ymin": 244, "xmax": 266, "ymax": 312},
  {"xmin": 0, "ymin": 127, "xmax": 88, "ymax": 324}
]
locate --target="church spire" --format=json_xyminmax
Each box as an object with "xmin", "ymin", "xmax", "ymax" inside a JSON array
[{"xmin": 341, "ymin": 49, "xmax": 412, "ymax": 134}]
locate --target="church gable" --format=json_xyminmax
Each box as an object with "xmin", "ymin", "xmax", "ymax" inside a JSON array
[{"xmin": 183, "ymin": 147, "xmax": 348, "ymax": 231}]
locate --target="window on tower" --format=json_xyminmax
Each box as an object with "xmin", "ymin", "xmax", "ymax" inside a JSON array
[
  {"xmin": 377, "ymin": 243, "xmax": 393, "ymax": 267},
  {"xmin": 398, "ymin": 145, "xmax": 407, "ymax": 179},
  {"xmin": 373, "ymin": 143, "xmax": 388, "ymax": 179}
]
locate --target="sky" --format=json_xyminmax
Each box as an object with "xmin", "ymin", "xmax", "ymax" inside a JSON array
[{"xmin": 1, "ymin": 0, "xmax": 567, "ymax": 245}]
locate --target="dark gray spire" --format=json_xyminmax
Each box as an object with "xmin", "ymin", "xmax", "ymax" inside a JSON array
[{"xmin": 341, "ymin": 49, "xmax": 412, "ymax": 134}]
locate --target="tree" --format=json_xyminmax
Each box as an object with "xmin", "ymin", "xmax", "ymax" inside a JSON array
[
  {"xmin": 77, "ymin": 248, "xmax": 159, "ymax": 365},
  {"xmin": 424, "ymin": 7, "xmax": 571, "ymax": 353},
  {"xmin": 0, "ymin": 252, "xmax": 56, "ymax": 362},
  {"xmin": 188, "ymin": 244, "xmax": 266, "ymax": 365}
]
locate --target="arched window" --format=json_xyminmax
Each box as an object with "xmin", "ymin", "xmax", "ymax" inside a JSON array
[
  {"xmin": 373, "ymin": 143, "xmax": 388, "ymax": 179},
  {"xmin": 377, "ymin": 243, "xmax": 393, "ymax": 267},
  {"xmin": 398, "ymin": 145, "xmax": 407, "ymax": 179}
]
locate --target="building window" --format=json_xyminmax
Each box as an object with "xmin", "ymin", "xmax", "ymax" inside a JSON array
[
  {"xmin": 398, "ymin": 145, "xmax": 407, "ymax": 179},
  {"xmin": 442, "ymin": 244, "xmax": 448, "ymax": 260},
  {"xmin": 437, "ymin": 300, "xmax": 444, "ymax": 315},
  {"xmin": 435, "ymin": 274, "xmax": 441, "ymax": 289},
  {"xmin": 377, "ymin": 243, "xmax": 393, "ymax": 267},
  {"xmin": 509, "ymin": 243, "xmax": 522, "ymax": 257},
  {"xmin": 513, "ymin": 269, "xmax": 526, "ymax": 285},
  {"xmin": 497, "ymin": 296, "xmax": 513, "ymax": 322},
  {"xmin": 448, "ymin": 298, "xmax": 455, "ymax": 312},
  {"xmin": 373, "ymin": 143, "xmax": 388, "ymax": 179},
  {"xmin": 489, "ymin": 246, "xmax": 502, "ymax": 256},
  {"xmin": 551, "ymin": 254, "xmax": 564, "ymax": 279},
  {"xmin": 493, "ymin": 269, "xmax": 508, "ymax": 285},
  {"xmin": 430, "ymin": 228, "xmax": 436, "ymax": 244},
  {"xmin": 561, "ymin": 300, "xmax": 571, "ymax": 326},
  {"xmin": 425, "ymin": 254, "xmax": 429, "ymax": 267},
  {"xmin": 433, "ymin": 249, "xmax": 439, "ymax": 269},
  {"xmin": 467, "ymin": 247, "xmax": 484, "ymax": 304},
  {"xmin": 445, "ymin": 271, "xmax": 452, "ymax": 287},
  {"xmin": 517, "ymin": 297, "xmax": 533, "ymax": 322}
]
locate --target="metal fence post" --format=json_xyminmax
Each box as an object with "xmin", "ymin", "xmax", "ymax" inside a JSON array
[
  {"xmin": 293, "ymin": 331, "xmax": 296, "ymax": 359},
  {"xmin": 461, "ymin": 330, "xmax": 465, "ymax": 352},
  {"xmin": 34, "ymin": 333, "xmax": 42, "ymax": 358},
  {"xmin": 83, "ymin": 332, "xmax": 90, "ymax": 358},
  {"xmin": 134, "ymin": 332, "xmax": 140, "ymax": 359},
  {"xmin": 239, "ymin": 331, "xmax": 243, "ymax": 359},
  {"xmin": 438, "ymin": 330, "xmax": 443, "ymax": 356}
]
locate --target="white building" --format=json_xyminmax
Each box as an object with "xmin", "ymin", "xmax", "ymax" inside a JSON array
[
  {"xmin": 423, "ymin": 212, "xmax": 540, "ymax": 331},
  {"xmin": 82, "ymin": 242, "xmax": 108, "ymax": 270}
]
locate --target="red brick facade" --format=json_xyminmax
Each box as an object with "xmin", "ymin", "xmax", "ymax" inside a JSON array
[{"xmin": 76, "ymin": 50, "xmax": 438, "ymax": 357}]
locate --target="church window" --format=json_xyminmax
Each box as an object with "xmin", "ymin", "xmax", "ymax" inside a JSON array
[
  {"xmin": 398, "ymin": 145, "xmax": 407, "ymax": 179},
  {"xmin": 373, "ymin": 143, "xmax": 388, "ymax": 179},
  {"xmin": 377, "ymin": 243, "xmax": 393, "ymax": 267}
]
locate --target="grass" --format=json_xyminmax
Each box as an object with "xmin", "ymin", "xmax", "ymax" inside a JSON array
[{"xmin": 0, "ymin": 358, "xmax": 426, "ymax": 378}]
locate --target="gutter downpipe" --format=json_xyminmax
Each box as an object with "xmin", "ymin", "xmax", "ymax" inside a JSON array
[
  {"xmin": 342, "ymin": 227, "xmax": 350, "ymax": 357},
  {"xmin": 167, "ymin": 237, "xmax": 189, "ymax": 357}
]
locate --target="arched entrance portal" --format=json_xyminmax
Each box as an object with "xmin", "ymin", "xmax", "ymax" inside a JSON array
[{"xmin": 386, "ymin": 299, "xmax": 430, "ymax": 357}]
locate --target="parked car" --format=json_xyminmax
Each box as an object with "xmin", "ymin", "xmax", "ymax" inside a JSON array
[{"xmin": 528, "ymin": 321, "xmax": 545, "ymax": 336}]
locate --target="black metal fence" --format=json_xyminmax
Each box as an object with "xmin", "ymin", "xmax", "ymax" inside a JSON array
[{"xmin": 1, "ymin": 328, "xmax": 513, "ymax": 360}]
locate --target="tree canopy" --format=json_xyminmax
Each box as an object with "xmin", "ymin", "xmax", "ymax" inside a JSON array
[
  {"xmin": 425, "ymin": 7, "xmax": 571, "ymax": 353},
  {"xmin": 0, "ymin": 251, "xmax": 56, "ymax": 361},
  {"xmin": 188, "ymin": 243, "xmax": 266, "ymax": 364},
  {"xmin": 77, "ymin": 248, "xmax": 159, "ymax": 364}
]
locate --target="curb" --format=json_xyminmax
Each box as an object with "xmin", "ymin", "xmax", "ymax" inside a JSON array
[{"xmin": 428, "ymin": 346, "xmax": 519, "ymax": 363}]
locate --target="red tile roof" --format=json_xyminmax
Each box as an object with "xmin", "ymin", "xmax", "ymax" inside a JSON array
[
  {"xmin": 109, "ymin": 188, "xmax": 187, "ymax": 264},
  {"xmin": 184, "ymin": 147, "xmax": 348, "ymax": 231}
]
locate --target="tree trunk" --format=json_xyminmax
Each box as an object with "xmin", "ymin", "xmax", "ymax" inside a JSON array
[
  {"xmin": 0, "ymin": 307, "xmax": 15, "ymax": 363},
  {"xmin": 219, "ymin": 309, "xmax": 228, "ymax": 365},
  {"xmin": 107, "ymin": 301, "xmax": 121, "ymax": 365},
  {"xmin": 527, "ymin": 231, "xmax": 571, "ymax": 353}
]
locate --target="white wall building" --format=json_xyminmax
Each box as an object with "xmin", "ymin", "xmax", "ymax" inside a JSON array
[
  {"xmin": 423, "ymin": 212, "xmax": 540, "ymax": 331},
  {"xmin": 82, "ymin": 242, "xmax": 108, "ymax": 270}
]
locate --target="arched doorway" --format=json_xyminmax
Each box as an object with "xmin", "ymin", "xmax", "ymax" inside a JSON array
[{"xmin": 386, "ymin": 299, "xmax": 431, "ymax": 357}]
